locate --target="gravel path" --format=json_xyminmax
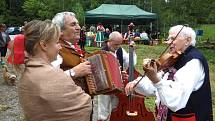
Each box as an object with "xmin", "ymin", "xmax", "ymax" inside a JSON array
[
  {"xmin": 0, "ymin": 65, "xmax": 24, "ymax": 121},
  {"xmin": 0, "ymin": 64, "xmax": 151, "ymax": 121}
]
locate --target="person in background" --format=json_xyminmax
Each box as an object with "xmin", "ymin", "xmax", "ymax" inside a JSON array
[
  {"xmin": 123, "ymin": 23, "xmax": 135, "ymax": 44},
  {"xmin": 140, "ymin": 30, "xmax": 150, "ymax": 45},
  {"xmin": 90, "ymin": 25, "xmax": 96, "ymax": 33},
  {"xmin": 134, "ymin": 29, "xmax": 141, "ymax": 44},
  {"xmin": 18, "ymin": 20, "xmax": 92, "ymax": 121},
  {"xmin": 125, "ymin": 25, "xmax": 213, "ymax": 121},
  {"xmin": 79, "ymin": 26, "xmax": 86, "ymax": 51},
  {"xmin": 95, "ymin": 23, "xmax": 105, "ymax": 47},
  {"xmin": 93, "ymin": 31, "xmax": 137, "ymax": 121},
  {"xmin": 104, "ymin": 28, "xmax": 111, "ymax": 40},
  {"xmin": 7, "ymin": 27, "xmax": 25, "ymax": 79},
  {"xmin": 0, "ymin": 23, "xmax": 11, "ymax": 65},
  {"xmin": 86, "ymin": 25, "xmax": 96, "ymax": 47},
  {"xmin": 0, "ymin": 23, "xmax": 16, "ymax": 85}
]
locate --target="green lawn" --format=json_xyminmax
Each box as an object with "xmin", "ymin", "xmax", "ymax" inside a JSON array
[
  {"xmin": 195, "ymin": 24, "xmax": 215, "ymax": 41},
  {"xmin": 85, "ymin": 43, "xmax": 215, "ymax": 118}
]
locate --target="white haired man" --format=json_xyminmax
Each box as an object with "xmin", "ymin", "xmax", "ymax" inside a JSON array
[
  {"xmin": 125, "ymin": 25, "xmax": 213, "ymax": 121},
  {"xmin": 52, "ymin": 12, "xmax": 92, "ymax": 93}
]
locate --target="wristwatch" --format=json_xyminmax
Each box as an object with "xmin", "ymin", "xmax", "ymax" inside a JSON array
[{"xmin": 69, "ymin": 69, "xmax": 76, "ymax": 77}]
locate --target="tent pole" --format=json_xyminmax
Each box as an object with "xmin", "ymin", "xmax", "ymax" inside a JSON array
[
  {"xmin": 84, "ymin": 16, "xmax": 85, "ymax": 26},
  {"xmin": 157, "ymin": 19, "xmax": 158, "ymax": 39},
  {"xmin": 121, "ymin": 20, "xmax": 123, "ymax": 33}
]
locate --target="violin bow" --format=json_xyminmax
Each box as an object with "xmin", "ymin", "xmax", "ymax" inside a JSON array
[{"xmin": 160, "ymin": 25, "xmax": 185, "ymax": 57}]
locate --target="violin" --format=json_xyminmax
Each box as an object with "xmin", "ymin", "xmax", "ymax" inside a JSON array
[
  {"xmin": 154, "ymin": 50, "xmax": 182, "ymax": 72},
  {"xmin": 153, "ymin": 25, "xmax": 186, "ymax": 71}
]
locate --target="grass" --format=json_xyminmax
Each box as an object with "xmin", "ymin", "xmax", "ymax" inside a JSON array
[
  {"xmin": 195, "ymin": 24, "xmax": 215, "ymax": 41},
  {"xmin": 85, "ymin": 43, "xmax": 215, "ymax": 118}
]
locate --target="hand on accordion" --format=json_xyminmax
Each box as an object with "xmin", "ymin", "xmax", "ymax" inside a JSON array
[{"xmin": 72, "ymin": 61, "xmax": 92, "ymax": 77}]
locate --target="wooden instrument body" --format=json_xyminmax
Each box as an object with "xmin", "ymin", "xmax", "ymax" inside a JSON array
[
  {"xmin": 59, "ymin": 44, "xmax": 90, "ymax": 93},
  {"xmin": 156, "ymin": 51, "xmax": 181, "ymax": 71},
  {"xmin": 110, "ymin": 69, "xmax": 155, "ymax": 121}
]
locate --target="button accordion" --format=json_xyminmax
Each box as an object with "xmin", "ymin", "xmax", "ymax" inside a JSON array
[{"xmin": 85, "ymin": 50, "xmax": 124, "ymax": 95}]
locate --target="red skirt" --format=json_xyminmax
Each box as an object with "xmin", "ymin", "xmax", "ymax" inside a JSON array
[{"xmin": 7, "ymin": 34, "xmax": 25, "ymax": 64}]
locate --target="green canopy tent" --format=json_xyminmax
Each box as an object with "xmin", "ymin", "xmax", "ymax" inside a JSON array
[{"xmin": 85, "ymin": 4, "xmax": 157, "ymax": 25}]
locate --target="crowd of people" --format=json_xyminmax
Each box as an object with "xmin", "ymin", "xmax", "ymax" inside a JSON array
[{"xmin": 0, "ymin": 11, "xmax": 213, "ymax": 121}]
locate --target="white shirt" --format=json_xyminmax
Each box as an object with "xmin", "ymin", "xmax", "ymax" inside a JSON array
[
  {"xmin": 135, "ymin": 59, "xmax": 205, "ymax": 112},
  {"xmin": 140, "ymin": 32, "xmax": 149, "ymax": 40},
  {"xmin": 51, "ymin": 54, "xmax": 71, "ymax": 76},
  {"xmin": 110, "ymin": 48, "xmax": 137, "ymax": 70},
  {"xmin": 51, "ymin": 40, "xmax": 74, "ymax": 76}
]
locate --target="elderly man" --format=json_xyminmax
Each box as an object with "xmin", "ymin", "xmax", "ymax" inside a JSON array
[
  {"xmin": 52, "ymin": 12, "xmax": 92, "ymax": 93},
  {"xmin": 125, "ymin": 25, "xmax": 213, "ymax": 121},
  {"xmin": 93, "ymin": 31, "xmax": 137, "ymax": 121}
]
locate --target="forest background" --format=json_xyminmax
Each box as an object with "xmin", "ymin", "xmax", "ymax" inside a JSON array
[{"xmin": 0, "ymin": 0, "xmax": 215, "ymax": 37}]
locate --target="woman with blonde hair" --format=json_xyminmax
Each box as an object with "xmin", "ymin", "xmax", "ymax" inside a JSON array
[{"xmin": 18, "ymin": 20, "xmax": 92, "ymax": 121}]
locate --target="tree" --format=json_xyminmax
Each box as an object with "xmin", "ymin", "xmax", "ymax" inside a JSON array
[
  {"xmin": 73, "ymin": 2, "xmax": 85, "ymax": 25},
  {"xmin": 0, "ymin": 0, "xmax": 214, "ymax": 32},
  {"xmin": 0, "ymin": 0, "xmax": 7, "ymax": 23},
  {"xmin": 23, "ymin": 0, "xmax": 59, "ymax": 20}
]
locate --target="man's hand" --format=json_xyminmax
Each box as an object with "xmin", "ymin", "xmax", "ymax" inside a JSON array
[
  {"xmin": 142, "ymin": 59, "xmax": 160, "ymax": 83},
  {"xmin": 125, "ymin": 80, "xmax": 138, "ymax": 95},
  {"xmin": 121, "ymin": 71, "xmax": 128, "ymax": 81},
  {"xmin": 72, "ymin": 61, "xmax": 92, "ymax": 77}
]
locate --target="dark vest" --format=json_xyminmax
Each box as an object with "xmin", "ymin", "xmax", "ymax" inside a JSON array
[
  {"xmin": 167, "ymin": 46, "xmax": 213, "ymax": 121},
  {"xmin": 0, "ymin": 32, "xmax": 10, "ymax": 47},
  {"xmin": 101, "ymin": 45, "xmax": 123, "ymax": 71}
]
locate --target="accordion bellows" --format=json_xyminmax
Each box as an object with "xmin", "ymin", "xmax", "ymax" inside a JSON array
[{"xmin": 85, "ymin": 51, "xmax": 124, "ymax": 95}]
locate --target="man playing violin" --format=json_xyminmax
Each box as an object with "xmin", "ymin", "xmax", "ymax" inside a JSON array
[{"xmin": 125, "ymin": 25, "xmax": 213, "ymax": 121}]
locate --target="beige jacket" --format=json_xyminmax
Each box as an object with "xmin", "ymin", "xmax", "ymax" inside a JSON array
[{"xmin": 18, "ymin": 58, "xmax": 92, "ymax": 121}]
